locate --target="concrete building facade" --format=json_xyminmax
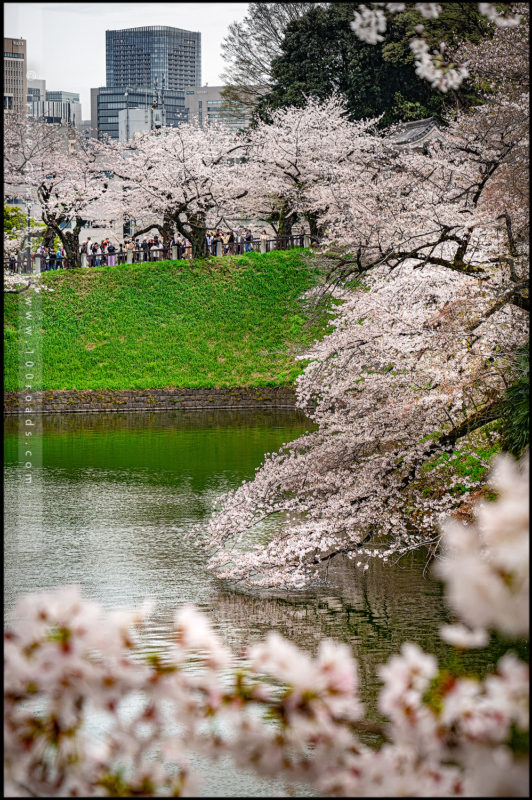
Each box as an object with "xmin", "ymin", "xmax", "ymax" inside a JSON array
[
  {"xmin": 184, "ymin": 85, "xmax": 249, "ymax": 131},
  {"xmin": 27, "ymin": 78, "xmax": 46, "ymax": 109},
  {"xmin": 30, "ymin": 99, "xmax": 82, "ymax": 128},
  {"xmin": 45, "ymin": 90, "xmax": 80, "ymax": 103},
  {"xmin": 118, "ymin": 104, "xmax": 167, "ymax": 142},
  {"xmin": 4, "ymin": 37, "xmax": 27, "ymax": 115}
]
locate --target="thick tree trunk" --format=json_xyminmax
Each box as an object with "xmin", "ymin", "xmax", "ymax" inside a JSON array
[
  {"xmin": 43, "ymin": 215, "xmax": 82, "ymax": 268},
  {"xmin": 61, "ymin": 220, "xmax": 83, "ymax": 268},
  {"xmin": 171, "ymin": 210, "xmax": 208, "ymax": 260},
  {"xmin": 42, "ymin": 226, "xmax": 55, "ymax": 251},
  {"xmin": 267, "ymin": 198, "xmax": 298, "ymax": 244},
  {"xmin": 305, "ymin": 211, "xmax": 325, "ymax": 240}
]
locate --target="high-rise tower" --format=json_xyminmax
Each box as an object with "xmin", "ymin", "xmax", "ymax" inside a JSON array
[
  {"xmin": 95, "ymin": 25, "xmax": 200, "ymax": 140},
  {"xmin": 106, "ymin": 26, "xmax": 201, "ymax": 91}
]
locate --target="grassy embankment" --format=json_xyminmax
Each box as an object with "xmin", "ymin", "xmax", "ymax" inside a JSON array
[{"xmin": 4, "ymin": 250, "xmax": 333, "ymax": 392}]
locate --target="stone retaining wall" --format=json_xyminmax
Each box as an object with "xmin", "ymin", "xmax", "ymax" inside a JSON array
[{"xmin": 4, "ymin": 386, "xmax": 306, "ymax": 414}]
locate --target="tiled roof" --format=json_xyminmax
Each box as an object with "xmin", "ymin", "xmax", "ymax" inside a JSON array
[{"xmin": 388, "ymin": 117, "xmax": 439, "ymax": 145}]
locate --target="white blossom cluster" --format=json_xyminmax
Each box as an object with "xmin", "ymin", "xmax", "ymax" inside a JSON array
[
  {"xmin": 195, "ymin": 81, "xmax": 528, "ymax": 590},
  {"xmin": 202, "ymin": 253, "xmax": 527, "ymax": 588},
  {"xmin": 4, "ymin": 456, "xmax": 529, "ymax": 796},
  {"xmin": 102, "ymin": 120, "xmax": 250, "ymax": 252}
]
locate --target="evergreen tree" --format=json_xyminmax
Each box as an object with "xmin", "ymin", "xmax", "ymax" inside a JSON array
[{"xmin": 257, "ymin": 2, "xmax": 490, "ymax": 125}]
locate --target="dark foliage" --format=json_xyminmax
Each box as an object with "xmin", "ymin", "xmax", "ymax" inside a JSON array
[{"xmin": 256, "ymin": 2, "xmax": 491, "ymax": 126}]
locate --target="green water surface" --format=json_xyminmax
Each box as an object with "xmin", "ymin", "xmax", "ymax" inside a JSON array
[{"xmin": 4, "ymin": 410, "xmax": 504, "ymax": 796}]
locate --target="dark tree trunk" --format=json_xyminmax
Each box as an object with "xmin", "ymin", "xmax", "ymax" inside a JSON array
[
  {"xmin": 61, "ymin": 218, "xmax": 83, "ymax": 268},
  {"xmin": 42, "ymin": 214, "xmax": 82, "ymax": 268},
  {"xmin": 305, "ymin": 211, "xmax": 325, "ymax": 240},
  {"xmin": 267, "ymin": 198, "xmax": 298, "ymax": 243},
  {"xmin": 42, "ymin": 226, "xmax": 55, "ymax": 250},
  {"xmin": 171, "ymin": 210, "xmax": 208, "ymax": 260}
]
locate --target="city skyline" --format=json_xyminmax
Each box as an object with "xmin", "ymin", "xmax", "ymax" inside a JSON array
[{"xmin": 4, "ymin": 2, "xmax": 249, "ymax": 117}]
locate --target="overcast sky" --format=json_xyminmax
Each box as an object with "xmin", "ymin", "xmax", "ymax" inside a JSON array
[{"xmin": 4, "ymin": 2, "xmax": 249, "ymax": 118}]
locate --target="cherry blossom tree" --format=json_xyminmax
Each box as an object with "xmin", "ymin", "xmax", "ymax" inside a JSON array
[
  {"xmin": 102, "ymin": 122, "xmax": 248, "ymax": 257},
  {"xmin": 453, "ymin": 3, "xmax": 529, "ymax": 99},
  {"xmin": 238, "ymin": 95, "xmax": 384, "ymax": 239},
  {"xmin": 4, "ymin": 453, "xmax": 528, "ymax": 797},
  {"xmin": 4, "ymin": 116, "xmax": 111, "ymax": 268},
  {"xmin": 198, "ymin": 80, "xmax": 528, "ymax": 589}
]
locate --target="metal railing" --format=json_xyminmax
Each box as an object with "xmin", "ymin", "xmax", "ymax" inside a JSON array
[{"xmin": 4, "ymin": 234, "xmax": 318, "ymax": 274}]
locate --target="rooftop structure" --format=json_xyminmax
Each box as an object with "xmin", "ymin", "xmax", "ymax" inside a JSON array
[
  {"xmin": 46, "ymin": 90, "xmax": 80, "ymax": 103},
  {"xmin": 388, "ymin": 117, "xmax": 441, "ymax": 147}
]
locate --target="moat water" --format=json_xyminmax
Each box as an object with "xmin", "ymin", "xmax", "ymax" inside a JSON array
[{"xmin": 4, "ymin": 410, "xmax": 501, "ymax": 796}]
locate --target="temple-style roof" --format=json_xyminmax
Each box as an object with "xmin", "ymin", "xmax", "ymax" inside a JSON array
[{"xmin": 388, "ymin": 116, "xmax": 440, "ymax": 146}]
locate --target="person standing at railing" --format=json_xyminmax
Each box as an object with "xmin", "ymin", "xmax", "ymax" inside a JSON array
[
  {"xmin": 117, "ymin": 243, "xmax": 125, "ymax": 264},
  {"xmin": 80, "ymin": 241, "xmax": 88, "ymax": 268},
  {"xmin": 260, "ymin": 230, "xmax": 268, "ymax": 254},
  {"xmin": 55, "ymin": 245, "xmax": 65, "ymax": 270},
  {"xmin": 107, "ymin": 242, "xmax": 117, "ymax": 267},
  {"xmin": 140, "ymin": 237, "xmax": 149, "ymax": 262},
  {"xmin": 84, "ymin": 238, "xmax": 92, "ymax": 267},
  {"xmin": 35, "ymin": 243, "xmax": 45, "ymax": 272},
  {"xmin": 211, "ymin": 229, "xmax": 222, "ymax": 257},
  {"xmin": 125, "ymin": 239, "xmax": 135, "ymax": 264},
  {"xmin": 15, "ymin": 248, "xmax": 24, "ymax": 273}
]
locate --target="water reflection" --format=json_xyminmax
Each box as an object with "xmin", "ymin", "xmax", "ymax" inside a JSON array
[{"xmin": 4, "ymin": 410, "xmax": 500, "ymax": 795}]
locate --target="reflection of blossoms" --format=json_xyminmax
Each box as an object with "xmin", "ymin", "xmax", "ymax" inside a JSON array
[{"xmin": 4, "ymin": 458, "xmax": 529, "ymax": 796}]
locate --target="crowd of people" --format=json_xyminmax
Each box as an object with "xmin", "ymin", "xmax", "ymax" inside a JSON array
[{"xmin": 6, "ymin": 226, "xmax": 310, "ymax": 272}]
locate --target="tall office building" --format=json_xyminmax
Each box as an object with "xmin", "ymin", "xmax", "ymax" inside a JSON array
[
  {"xmin": 4, "ymin": 37, "xmax": 27, "ymax": 115},
  {"xmin": 106, "ymin": 26, "xmax": 201, "ymax": 92},
  {"xmin": 94, "ymin": 25, "xmax": 200, "ymax": 139}
]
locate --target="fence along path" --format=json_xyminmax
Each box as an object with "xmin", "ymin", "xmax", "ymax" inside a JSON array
[{"xmin": 5, "ymin": 234, "xmax": 317, "ymax": 274}]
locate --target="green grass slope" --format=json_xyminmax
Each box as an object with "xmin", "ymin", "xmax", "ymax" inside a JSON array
[{"xmin": 4, "ymin": 251, "xmax": 330, "ymax": 392}]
